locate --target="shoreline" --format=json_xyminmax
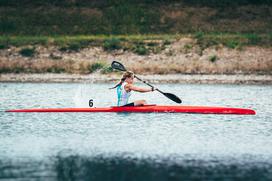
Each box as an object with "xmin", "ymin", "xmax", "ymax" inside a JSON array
[{"xmin": 1, "ymin": 73, "xmax": 271, "ymax": 85}]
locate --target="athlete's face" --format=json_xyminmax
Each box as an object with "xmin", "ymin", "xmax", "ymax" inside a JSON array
[{"xmin": 127, "ymin": 76, "xmax": 134, "ymax": 83}]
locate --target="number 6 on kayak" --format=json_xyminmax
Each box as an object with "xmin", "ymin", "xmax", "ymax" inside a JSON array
[{"xmin": 111, "ymin": 61, "xmax": 182, "ymax": 104}]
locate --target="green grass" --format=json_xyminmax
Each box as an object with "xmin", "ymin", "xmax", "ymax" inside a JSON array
[
  {"xmin": 0, "ymin": 33, "xmax": 271, "ymax": 52},
  {"xmin": 193, "ymin": 32, "xmax": 272, "ymax": 49},
  {"xmin": 245, "ymin": 34, "xmax": 261, "ymax": 45},
  {"xmin": 0, "ymin": 35, "xmax": 177, "ymax": 47}
]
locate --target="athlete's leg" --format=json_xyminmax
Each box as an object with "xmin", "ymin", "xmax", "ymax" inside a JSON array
[
  {"xmin": 121, "ymin": 102, "xmax": 135, "ymax": 107},
  {"xmin": 121, "ymin": 100, "xmax": 147, "ymax": 107},
  {"xmin": 134, "ymin": 99, "xmax": 147, "ymax": 106}
]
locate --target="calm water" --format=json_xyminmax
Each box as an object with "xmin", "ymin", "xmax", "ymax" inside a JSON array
[{"xmin": 0, "ymin": 83, "xmax": 272, "ymax": 180}]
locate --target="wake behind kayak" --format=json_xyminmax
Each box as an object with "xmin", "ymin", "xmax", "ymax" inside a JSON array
[{"xmin": 6, "ymin": 105, "xmax": 256, "ymax": 115}]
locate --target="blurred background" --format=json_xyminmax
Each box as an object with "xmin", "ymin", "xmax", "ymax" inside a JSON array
[{"xmin": 0, "ymin": 0, "xmax": 271, "ymax": 79}]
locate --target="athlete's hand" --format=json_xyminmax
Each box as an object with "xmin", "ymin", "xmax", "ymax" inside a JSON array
[{"xmin": 151, "ymin": 87, "xmax": 156, "ymax": 91}]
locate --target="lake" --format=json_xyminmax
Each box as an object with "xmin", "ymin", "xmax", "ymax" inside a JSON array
[{"xmin": 0, "ymin": 83, "xmax": 271, "ymax": 180}]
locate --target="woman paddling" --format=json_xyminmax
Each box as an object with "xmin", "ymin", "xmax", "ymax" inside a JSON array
[{"xmin": 110, "ymin": 71, "xmax": 154, "ymax": 106}]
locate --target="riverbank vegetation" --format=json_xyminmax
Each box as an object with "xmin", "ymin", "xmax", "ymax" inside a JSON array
[
  {"xmin": 0, "ymin": 0, "xmax": 271, "ymax": 75},
  {"xmin": 1, "ymin": 34, "xmax": 271, "ymax": 75},
  {"xmin": 1, "ymin": 33, "xmax": 271, "ymax": 51}
]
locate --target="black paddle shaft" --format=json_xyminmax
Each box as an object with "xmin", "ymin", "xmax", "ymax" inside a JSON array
[
  {"xmin": 134, "ymin": 75, "xmax": 154, "ymax": 88},
  {"xmin": 111, "ymin": 61, "xmax": 182, "ymax": 103},
  {"xmin": 135, "ymin": 76, "xmax": 182, "ymax": 103}
]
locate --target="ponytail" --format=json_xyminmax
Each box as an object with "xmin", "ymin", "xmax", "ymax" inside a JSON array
[
  {"xmin": 109, "ymin": 71, "xmax": 134, "ymax": 89},
  {"xmin": 109, "ymin": 77, "xmax": 126, "ymax": 89}
]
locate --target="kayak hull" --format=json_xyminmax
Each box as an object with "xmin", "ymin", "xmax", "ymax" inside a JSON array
[{"xmin": 6, "ymin": 105, "xmax": 256, "ymax": 115}]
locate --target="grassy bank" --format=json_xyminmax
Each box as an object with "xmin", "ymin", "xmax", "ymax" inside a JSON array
[
  {"xmin": 0, "ymin": 34, "xmax": 176, "ymax": 49},
  {"xmin": 0, "ymin": 33, "xmax": 271, "ymax": 60},
  {"xmin": 1, "ymin": 1, "xmax": 271, "ymax": 77},
  {"xmin": 0, "ymin": 34, "xmax": 272, "ymax": 75},
  {"xmin": 1, "ymin": 33, "xmax": 272, "ymax": 51}
]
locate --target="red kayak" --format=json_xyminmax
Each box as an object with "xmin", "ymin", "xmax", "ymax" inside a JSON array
[{"xmin": 6, "ymin": 105, "xmax": 256, "ymax": 115}]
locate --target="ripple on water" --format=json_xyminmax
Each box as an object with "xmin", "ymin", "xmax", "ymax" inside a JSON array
[{"xmin": 0, "ymin": 83, "xmax": 272, "ymax": 180}]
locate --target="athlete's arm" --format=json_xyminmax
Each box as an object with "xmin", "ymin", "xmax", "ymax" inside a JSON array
[{"xmin": 126, "ymin": 84, "xmax": 153, "ymax": 93}]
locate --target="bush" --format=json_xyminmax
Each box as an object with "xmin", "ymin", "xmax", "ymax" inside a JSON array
[
  {"xmin": 147, "ymin": 42, "xmax": 158, "ymax": 47},
  {"xmin": 225, "ymin": 40, "xmax": 240, "ymax": 49},
  {"xmin": 103, "ymin": 38, "xmax": 122, "ymax": 51},
  {"xmin": 101, "ymin": 67, "xmax": 114, "ymax": 74},
  {"xmin": 88, "ymin": 62, "xmax": 105, "ymax": 73},
  {"xmin": 46, "ymin": 67, "xmax": 65, "ymax": 73},
  {"xmin": 133, "ymin": 45, "xmax": 149, "ymax": 55},
  {"xmin": 163, "ymin": 40, "xmax": 172, "ymax": 45},
  {"xmin": 14, "ymin": 67, "xmax": 26, "ymax": 73},
  {"xmin": 0, "ymin": 44, "xmax": 8, "ymax": 49},
  {"xmin": 19, "ymin": 47, "xmax": 35, "ymax": 57},
  {"xmin": 67, "ymin": 43, "xmax": 81, "ymax": 51},
  {"xmin": 209, "ymin": 55, "xmax": 218, "ymax": 63},
  {"xmin": 0, "ymin": 67, "xmax": 11, "ymax": 73}
]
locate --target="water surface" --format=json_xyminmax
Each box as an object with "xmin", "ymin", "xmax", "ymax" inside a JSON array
[{"xmin": 0, "ymin": 83, "xmax": 271, "ymax": 180}]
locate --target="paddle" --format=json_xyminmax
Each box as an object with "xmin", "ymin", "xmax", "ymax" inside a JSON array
[{"xmin": 111, "ymin": 61, "xmax": 182, "ymax": 104}]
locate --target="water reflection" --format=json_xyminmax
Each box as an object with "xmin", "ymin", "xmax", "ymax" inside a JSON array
[{"xmin": 3, "ymin": 154, "xmax": 271, "ymax": 180}]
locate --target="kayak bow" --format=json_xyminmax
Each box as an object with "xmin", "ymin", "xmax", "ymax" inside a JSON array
[{"xmin": 6, "ymin": 105, "xmax": 256, "ymax": 115}]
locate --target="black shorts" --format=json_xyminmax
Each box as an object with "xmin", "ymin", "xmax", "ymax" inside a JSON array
[{"xmin": 121, "ymin": 102, "xmax": 135, "ymax": 107}]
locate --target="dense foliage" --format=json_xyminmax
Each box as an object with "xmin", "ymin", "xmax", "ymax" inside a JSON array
[
  {"xmin": 0, "ymin": 0, "xmax": 271, "ymax": 35},
  {"xmin": 0, "ymin": 0, "xmax": 271, "ymax": 7}
]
